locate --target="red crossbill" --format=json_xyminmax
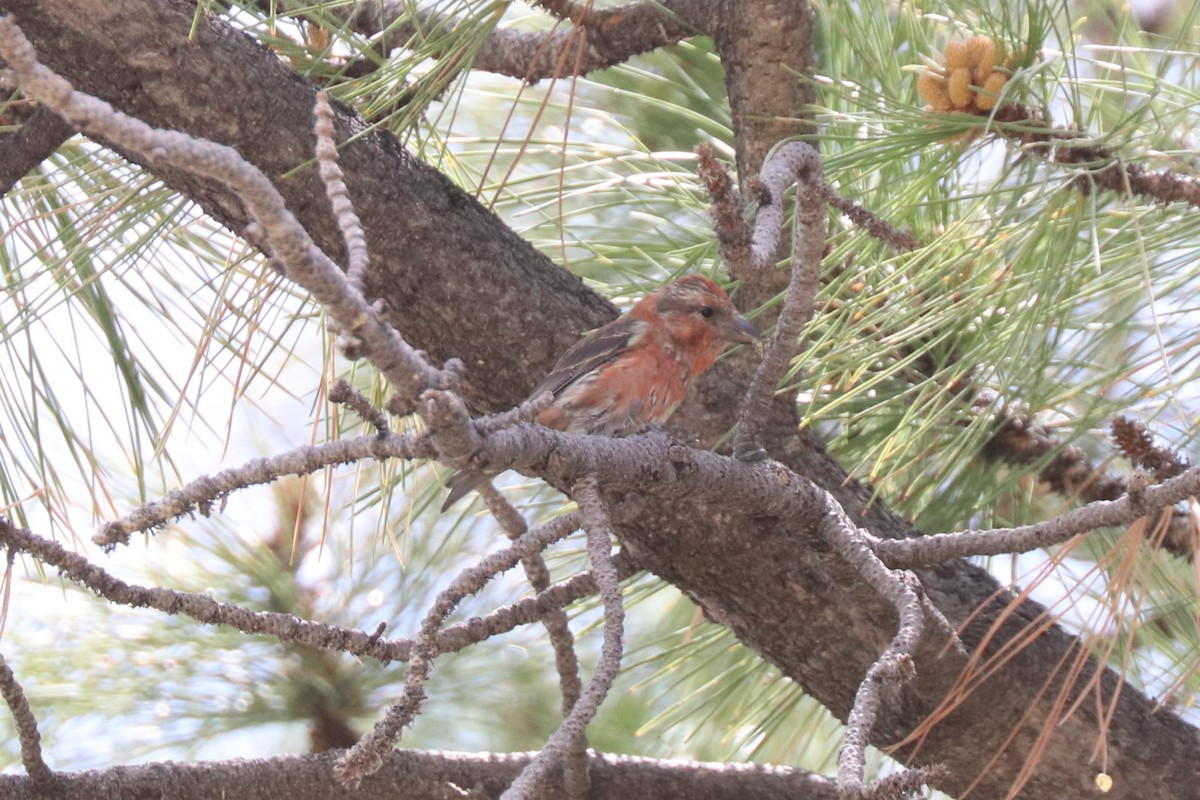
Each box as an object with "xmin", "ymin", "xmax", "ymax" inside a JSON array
[{"xmin": 442, "ymin": 274, "xmax": 760, "ymax": 510}]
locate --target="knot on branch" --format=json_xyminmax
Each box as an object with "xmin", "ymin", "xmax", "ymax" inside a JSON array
[
  {"xmin": 874, "ymin": 652, "xmax": 916, "ymax": 684},
  {"xmin": 418, "ymin": 389, "xmax": 482, "ymax": 468},
  {"xmin": 1126, "ymin": 468, "xmax": 1152, "ymax": 516}
]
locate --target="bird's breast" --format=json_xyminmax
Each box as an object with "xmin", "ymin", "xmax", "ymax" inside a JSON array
[{"xmin": 537, "ymin": 341, "xmax": 688, "ymax": 436}]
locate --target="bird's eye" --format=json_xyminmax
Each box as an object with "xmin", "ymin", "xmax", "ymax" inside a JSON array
[{"xmin": 698, "ymin": 305, "xmax": 715, "ymax": 318}]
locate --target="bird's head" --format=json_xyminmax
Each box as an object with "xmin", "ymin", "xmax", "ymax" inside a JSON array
[{"xmin": 638, "ymin": 275, "xmax": 761, "ymax": 376}]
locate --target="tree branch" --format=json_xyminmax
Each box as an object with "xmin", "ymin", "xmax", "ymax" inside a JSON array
[
  {"xmin": 499, "ymin": 477, "xmax": 625, "ymax": 799},
  {"xmin": 0, "ymin": 748, "xmax": 839, "ymax": 800},
  {"xmin": 870, "ymin": 465, "xmax": 1200, "ymax": 569},
  {"xmin": 325, "ymin": 0, "xmax": 705, "ymax": 83},
  {"xmin": 0, "ymin": 651, "xmax": 52, "ymax": 783},
  {"xmin": 0, "ymin": 100, "xmax": 71, "ymax": 194},
  {"xmin": 0, "ymin": 16, "xmax": 454, "ymax": 416},
  {"xmin": 475, "ymin": 480, "xmax": 588, "ymax": 798},
  {"xmin": 733, "ymin": 143, "xmax": 827, "ymax": 460},
  {"xmin": 1, "ymin": 515, "xmax": 636, "ymax": 665},
  {"xmin": 337, "ymin": 513, "xmax": 582, "ymax": 783},
  {"xmin": 96, "ymin": 432, "xmax": 434, "ymax": 548}
]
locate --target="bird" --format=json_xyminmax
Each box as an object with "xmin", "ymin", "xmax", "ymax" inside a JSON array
[{"xmin": 441, "ymin": 274, "xmax": 761, "ymax": 511}]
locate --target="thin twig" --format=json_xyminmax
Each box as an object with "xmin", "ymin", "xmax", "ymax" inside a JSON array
[
  {"xmin": 95, "ymin": 432, "xmax": 433, "ymax": 548},
  {"xmin": 313, "ymin": 91, "xmax": 369, "ymax": 291},
  {"xmin": 336, "ymin": 513, "xmax": 582, "ymax": 784},
  {"xmin": 820, "ymin": 187, "xmax": 918, "ymax": 252},
  {"xmin": 0, "ymin": 650, "xmax": 52, "ymax": 783},
  {"xmin": 696, "ymin": 143, "xmax": 753, "ymax": 280},
  {"xmin": 476, "ymin": 391, "xmax": 555, "ymax": 435},
  {"xmin": 976, "ymin": 414, "xmax": 1200, "ymax": 559},
  {"xmin": 328, "ymin": 378, "xmax": 389, "ymax": 436},
  {"xmin": 500, "ymin": 477, "xmax": 623, "ymax": 799},
  {"xmin": 733, "ymin": 143, "xmax": 827, "ymax": 460},
  {"xmin": 3, "ymin": 517, "xmax": 632, "ymax": 665},
  {"xmin": 869, "ymin": 466, "xmax": 1200, "ymax": 568},
  {"xmin": 989, "ymin": 104, "xmax": 1200, "ymax": 208},
  {"xmin": 480, "ymin": 486, "xmax": 585, "ymax": 710},
  {"xmin": 808, "ymin": 492, "xmax": 937, "ymax": 799},
  {"xmin": 477, "ymin": 481, "xmax": 588, "ymax": 796}
]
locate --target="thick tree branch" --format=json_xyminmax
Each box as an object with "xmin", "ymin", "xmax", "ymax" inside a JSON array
[{"xmin": 0, "ymin": 748, "xmax": 839, "ymax": 800}]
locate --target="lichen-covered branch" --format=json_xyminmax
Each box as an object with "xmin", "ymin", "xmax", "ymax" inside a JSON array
[
  {"xmin": 4, "ymin": 515, "xmax": 634, "ymax": 667},
  {"xmin": 701, "ymin": 143, "xmax": 914, "ymax": 458},
  {"xmin": 499, "ymin": 477, "xmax": 624, "ymax": 799},
  {"xmin": 476, "ymin": 480, "xmax": 588, "ymax": 797},
  {"xmin": 336, "ymin": 512, "xmax": 582, "ymax": 783},
  {"xmin": 313, "ymin": 91, "xmax": 369, "ymax": 291},
  {"xmin": 806, "ymin": 489, "xmax": 942, "ymax": 798},
  {"xmin": 0, "ymin": 748, "xmax": 839, "ymax": 800},
  {"xmin": 871, "ymin": 466, "xmax": 1200, "ymax": 568},
  {"xmin": 95, "ymin": 432, "xmax": 434, "ymax": 548},
  {"xmin": 0, "ymin": 651, "xmax": 52, "ymax": 783},
  {"xmin": 332, "ymin": 0, "xmax": 703, "ymax": 83},
  {"xmin": 733, "ymin": 143, "xmax": 827, "ymax": 460}
]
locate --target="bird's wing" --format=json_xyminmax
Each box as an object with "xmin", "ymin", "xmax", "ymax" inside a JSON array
[{"xmin": 529, "ymin": 317, "xmax": 649, "ymax": 401}]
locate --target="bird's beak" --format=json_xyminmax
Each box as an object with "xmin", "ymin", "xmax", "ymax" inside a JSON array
[{"xmin": 724, "ymin": 314, "xmax": 762, "ymax": 345}]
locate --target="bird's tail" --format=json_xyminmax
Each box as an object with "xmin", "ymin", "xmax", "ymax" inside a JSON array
[{"xmin": 440, "ymin": 469, "xmax": 488, "ymax": 512}]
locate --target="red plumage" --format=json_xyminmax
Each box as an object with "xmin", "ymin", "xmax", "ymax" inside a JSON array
[{"xmin": 442, "ymin": 275, "xmax": 760, "ymax": 510}]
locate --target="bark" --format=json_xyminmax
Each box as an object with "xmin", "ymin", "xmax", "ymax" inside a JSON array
[
  {"xmin": 711, "ymin": 0, "xmax": 815, "ymax": 182},
  {"xmin": 0, "ymin": 749, "xmax": 838, "ymax": 800},
  {"xmin": 0, "ymin": 103, "xmax": 73, "ymax": 193},
  {"xmin": 1, "ymin": 1, "xmax": 1198, "ymax": 799}
]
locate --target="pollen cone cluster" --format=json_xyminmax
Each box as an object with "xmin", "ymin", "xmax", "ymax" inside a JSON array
[{"xmin": 918, "ymin": 35, "xmax": 1010, "ymax": 113}]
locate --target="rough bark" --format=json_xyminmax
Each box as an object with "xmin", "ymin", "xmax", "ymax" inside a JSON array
[
  {"xmin": 0, "ymin": 2, "xmax": 1197, "ymax": 799},
  {"xmin": 0, "ymin": 103, "xmax": 73, "ymax": 193},
  {"xmin": 711, "ymin": 0, "xmax": 816, "ymax": 182}
]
